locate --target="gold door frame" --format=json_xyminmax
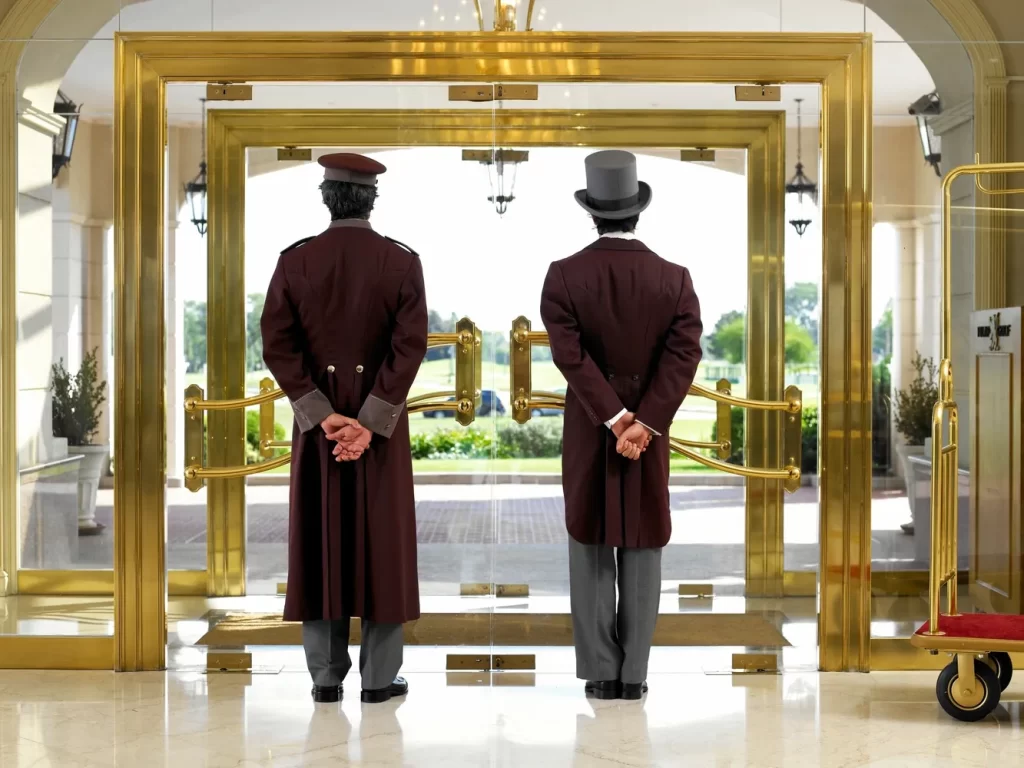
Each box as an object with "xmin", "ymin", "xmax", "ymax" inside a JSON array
[
  {"xmin": 202, "ymin": 107, "xmax": 787, "ymax": 601},
  {"xmin": 112, "ymin": 32, "xmax": 872, "ymax": 672}
]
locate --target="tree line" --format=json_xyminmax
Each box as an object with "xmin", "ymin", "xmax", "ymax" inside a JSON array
[{"xmin": 183, "ymin": 296, "xmax": 551, "ymax": 374}]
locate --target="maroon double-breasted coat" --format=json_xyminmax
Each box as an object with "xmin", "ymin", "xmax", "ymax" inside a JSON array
[
  {"xmin": 261, "ymin": 219, "xmax": 427, "ymax": 624},
  {"xmin": 540, "ymin": 237, "xmax": 703, "ymax": 549}
]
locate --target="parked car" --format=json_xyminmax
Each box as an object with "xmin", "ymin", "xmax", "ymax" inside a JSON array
[
  {"xmin": 532, "ymin": 387, "xmax": 566, "ymax": 417},
  {"xmin": 424, "ymin": 389, "xmax": 507, "ymax": 418}
]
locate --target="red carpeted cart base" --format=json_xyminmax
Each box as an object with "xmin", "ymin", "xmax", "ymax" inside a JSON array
[{"xmin": 912, "ymin": 613, "xmax": 1024, "ymax": 653}]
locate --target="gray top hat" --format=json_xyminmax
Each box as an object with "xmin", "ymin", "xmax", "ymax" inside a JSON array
[{"xmin": 574, "ymin": 149, "xmax": 653, "ymax": 220}]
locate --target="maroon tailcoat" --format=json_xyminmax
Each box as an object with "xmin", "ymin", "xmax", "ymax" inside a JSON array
[
  {"xmin": 261, "ymin": 219, "xmax": 427, "ymax": 623},
  {"xmin": 540, "ymin": 237, "xmax": 703, "ymax": 549}
]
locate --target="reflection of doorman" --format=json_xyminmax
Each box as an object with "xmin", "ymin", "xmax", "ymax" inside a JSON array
[
  {"xmin": 541, "ymin": 150, "xmax": 703, "ymax": 700},
  {"xmin": 260, "ymin": 153, "xmax": 428, "ymax": 704}
]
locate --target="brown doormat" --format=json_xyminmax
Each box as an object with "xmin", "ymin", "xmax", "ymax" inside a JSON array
[{"xmin": 196, "ymin": 612, "xmax": 790, "ymax": 648}]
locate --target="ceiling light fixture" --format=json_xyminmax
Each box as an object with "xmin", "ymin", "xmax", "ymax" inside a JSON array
[{"xmin": 785, "ymin": 98, "xmax": 818, "ymax": 237}]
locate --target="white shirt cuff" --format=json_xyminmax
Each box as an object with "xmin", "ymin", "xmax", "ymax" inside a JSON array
[
  {"xmin": 605, "ymin": 409, "xmax": 628, "ymax": 430},
  {"xmin": 636, "ymin": 420, "xmax": 661, "ymax": 437}
]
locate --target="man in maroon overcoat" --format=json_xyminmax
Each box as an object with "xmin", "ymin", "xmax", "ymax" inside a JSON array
[
  {"xmin": 541, "ymin": 149, "xmax": 703, "ymax": 700},
  {"xmin": 261, "ymin": 153, "xmax": 427, "ymax": 705}
]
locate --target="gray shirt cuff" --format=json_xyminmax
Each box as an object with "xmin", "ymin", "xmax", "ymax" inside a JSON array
[
  {"xmin": 358, "ymin": 394, "xmax": 403, "ymax": 439},
  {"xmin": 292, "ymin": 389, "xmax": 334, "ymax": 433}
]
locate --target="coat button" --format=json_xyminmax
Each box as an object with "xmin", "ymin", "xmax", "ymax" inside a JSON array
[
  {"xmin": 326, "ymin": 365, "xmax": 335, "ymax": 373},
  {"xmin": 608, "ymin": 373, "xmax": 615, "ymax": 380},
  {"xmin": 632, "ymin": 375, "xmax": 639, "ymax": 381},
  {"xmin": 356, "ymin": 365, "xmax": 364, "ymax": 373}
]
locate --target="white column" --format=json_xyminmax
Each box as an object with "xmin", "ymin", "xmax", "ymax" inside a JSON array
[{"xmin": 166, "ymin": 217, "xmax": 185, "ymax": 484}]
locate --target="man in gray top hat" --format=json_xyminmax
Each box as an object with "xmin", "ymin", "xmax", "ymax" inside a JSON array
[{"xmin": 541, "ymin": 149, "xmax": 703, "ymax": 700}]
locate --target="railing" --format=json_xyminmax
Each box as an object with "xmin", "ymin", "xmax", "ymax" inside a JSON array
[
  {"xmin": 923, "ymin": 159, "xmax": 1024, "ymax": 634},
  {"xmin": 509, "ymin": 316, "xmax": 803, "ymax": 492}
]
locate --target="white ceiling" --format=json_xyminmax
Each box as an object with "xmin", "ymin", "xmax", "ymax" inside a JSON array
[{"xmin": 35, "ymin": 0, "xmax": 934, "ymax": 125}]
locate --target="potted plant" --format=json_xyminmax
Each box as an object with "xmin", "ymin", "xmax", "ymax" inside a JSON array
[
  {"xmin": 52, "ymin": 349, "xmax": 108, "ymax": 536},
  {"xmin": 893, "ymin": 353, "xmax": 939, "ymax": 532}
]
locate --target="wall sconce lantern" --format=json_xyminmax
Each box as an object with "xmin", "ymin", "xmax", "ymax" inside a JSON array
[
  {"xmin": 909, "ymin": 92, "xmax": 942, "ymax": 177},
  {"xmin": 51, "ymin": 91, "xmax": 82, "ymax": 180},
  {"xmin": 184, "ymin": 98, "xmax": 208, "ymax": 236}
]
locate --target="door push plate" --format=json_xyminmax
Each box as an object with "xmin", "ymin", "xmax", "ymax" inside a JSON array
[
  {"xmin": 278, "ymin": 147, "xmax": 312, "ymax": 162},
  {"xmin": 734, "ymin": 85, "xmax": 781, "ymax": 102},
  {"xmin": 680, "ymin": 149, "xmax": 716, "ymax": 162}
]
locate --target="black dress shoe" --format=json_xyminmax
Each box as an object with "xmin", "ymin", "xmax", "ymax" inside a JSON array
[
  {"xmin": 620, "ymin": 682, "xmax": 649, "ymax": 700},
  {"xmin": 311, "ymin": 685, "xmax": 342, "ymax": 703},
  {"xmin": 584, "ymin": 680, "xmax": 621, "ymax": 700},
  {"xmin": 361, "ymin": 676, "xmax": 409, "ymax": 704}
]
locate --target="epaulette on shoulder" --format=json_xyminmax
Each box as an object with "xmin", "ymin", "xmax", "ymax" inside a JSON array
[
  {"xmin": 281, "ymin": 236, "xmax": 316, "ymax": 255},
  {"xmin": 385, "ymin": 236, "xmax": 419, "ymax": 257}
]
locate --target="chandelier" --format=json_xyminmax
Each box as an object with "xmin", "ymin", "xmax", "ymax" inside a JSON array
[
  {"xmin": 183, "ymin": 98, "xmax": 208, "ymax": 236},
  {"xmin": 476, "ymin": 0, "xmax": 547, "ymax": 31},
  {"xmin": 785, "ymin": 98, "xmax": 818, "ymax": 237}
]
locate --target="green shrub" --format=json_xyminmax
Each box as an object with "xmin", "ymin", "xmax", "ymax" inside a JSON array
[
  {"xmin": 245, "ymin": 410, "xmax": 286, "ymax": 463},
  {"xmin": 51, "ymin": 348, "xmax": 106, "ymax": 446},
  {"xmin": 495, "ymin": 420, "xmax": 563, "ymax": 459},
  {"xmin": 802, "ymin": 405, "xmax": 818, "ymax": 476},
  {"xmin": 872, "ymin": 358, "xmax": 892, "ymax": 471},
  {"xmin": 893, "ymin": 353, "xmax": 938, "ymax": 446}
]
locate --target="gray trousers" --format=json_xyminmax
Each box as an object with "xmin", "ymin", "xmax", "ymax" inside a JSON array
[
  {"xmin": 568, "ymin": 537, "xmax": 662, "ymax": 685},
  {"xmin": 302, "ymin": 619, "xmax": 403, "ymax": 692}
]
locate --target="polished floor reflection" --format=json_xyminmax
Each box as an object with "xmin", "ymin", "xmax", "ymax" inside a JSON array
[{"xmin": 1, "ymin": 668, "xmax": 1021, "ymax": 766}]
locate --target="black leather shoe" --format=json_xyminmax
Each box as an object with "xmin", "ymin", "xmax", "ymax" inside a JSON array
[
  {"xmin": 311, "ymin": 685, "xmax": 342, "ymax": 703},
  {"xmin": 620, "ymin": 682, "xmax": 649, "ymax": 700},
  {"xmin": 361, "ymin": 676, "xmax": 409, "ymax": 704},
  {"xmin": 584, "ymin": 680, "xmax": 621, "ymax": 700}
]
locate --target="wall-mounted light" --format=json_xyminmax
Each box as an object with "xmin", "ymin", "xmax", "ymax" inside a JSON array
[
  {"xmin": 184, "ymin": 98, "xmax": 208, "ymax": 236},
  {"xmin": 909, "ymin": 92, "xmax": 942, "ymax": 177},
  {"xmin": 52, "ymin": 91, "xmax": 82, "ymax": 180}
]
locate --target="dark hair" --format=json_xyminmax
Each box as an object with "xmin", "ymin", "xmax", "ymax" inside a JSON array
[
  {"xmin": 320, "ymin": 180, "xmax": 378, "ymax": 221},
  {"xmin": 592, "ymin": 214, "xmax": 639, "ymax": 235}
]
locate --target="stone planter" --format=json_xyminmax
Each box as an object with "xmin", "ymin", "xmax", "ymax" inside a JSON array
[{"xmin": 69, "ymin": 445, "xmax": 109, "ymax": 535}]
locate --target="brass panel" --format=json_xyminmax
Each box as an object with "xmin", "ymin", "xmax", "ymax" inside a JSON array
[
  {"xmin": 114, "ymin": 31, "xmax": 871, "ymax": 672},
  {"xmin": 784, "ymin": 570, "xmax": 816, "ymax": 597},
  {"xmin": 496, "ymin": 584, "xmax": 529, "ymax": 598},
  {"xmin": 205, "ymin": 103, "xmax": 248, "ymax": 601},
  {"xmin": 493, "ymin": 654, "xmax": 535, "ymax": 670},
  {"xmin": 782, "ymin": 386, "xmax": 803, "ymax": 493},
  {"xmin": 459, "ymin": 583, "xmax": 491, "ymax": 596},
  {"xmin": 732, "ymin": 653, "xmax": 779, "ymax": 672},
  {"xmin": 184, "ymin": 385, "xmax": 205, "ymax": 492},
  {"xmin": 207, "ymin": 83, "xmax": 253, "ymax": 101},
  {"xmin": 259, "ymin": 378, "xmax": 276, "ymax": 459},
  {"xmin": 113, "ymin": 34, "xmax": 167, "ymax": 671},
  {"xmin": 17, "ymin": 569, "xmax": 209, "ymax": 596},
  {"xmin": 448, "ymin": 84, "xmax": 538, "ymax": 102},
  {"xmin": 459, "ymin": 583, "xmax": 528, "ymax": 596},
  {"xmin": 462, "ymin": 148, "xmax": 529, "ymax": 163},
  {"xmin": 510, "ymin": 316, "xmax": 533, "ymax": 424},
  {"xmin": 276, "ymin": 582, "xmax": 288, "ymax": 595},
  {"xmin": 207, "ymin": 651, "xmax": 252, "ymax": 671},
  {"xmin": 277, "ymin": 147, "xmax": 311, "ymax": 161},
  {"xmin": 0, "ymin": 636, "xmax": 113, "ymax": 670},
  {"xmin": 734, "ymin": 85, "xmax": 781, "ymax": 102},
  {"xmin": 680, "ymin": 149, "xmax": 715, "ymax": 162},
  {"xmin": 455, "ymin": 317, "xmax": 480, "ymax": 427},
  {"xmin": 447, "ymin": 654, "xmax": 491, "ymax": 671},
  {"xmin": 678, "ymin": 583, "xmax": 714, "ymax": 598},
  {"xmin": 716, "ymin": 379, "xmax": 732, "ymax": 459}
]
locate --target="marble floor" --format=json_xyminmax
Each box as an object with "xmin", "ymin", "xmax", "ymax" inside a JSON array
[{"xmin": 1, "ymin": 668, "xmax": 1022, "ymax": 767}]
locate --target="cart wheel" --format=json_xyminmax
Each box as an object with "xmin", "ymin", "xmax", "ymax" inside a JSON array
[
  {"xmin": 987, "ymin": 652, "xmax": 1013, "ymax": 691},
  {"xmin": 937, "ymin": 658, "xmax": 1001, "ymax": 722}
]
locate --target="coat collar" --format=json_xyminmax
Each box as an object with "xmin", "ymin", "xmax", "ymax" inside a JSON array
[
  {"xmin": 328, "ymin": 218, "xmax": 373, "ymax": 230},
  {"xmin": 586, "ymin": 236, "xmax": 649, "ymax": 252}
]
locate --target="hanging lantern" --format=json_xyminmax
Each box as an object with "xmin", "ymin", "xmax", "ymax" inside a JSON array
[
  {"xmin": 785, "ymin": 98, "xmax": 818, "ymax": 237},
  {"xmin": 909, "ymin": 92, "xmax": 942, "ymax": 177},
  {"xmin": 51, "ymin": 91, "xmax": 82, "ymax": 180},
  {"xmin": 184, "ymin": 98, "xmax": 208, "ymax": 236},
  {"xmin": 464, "ymin": 148, "xmax": 529, "ymax": 216}
]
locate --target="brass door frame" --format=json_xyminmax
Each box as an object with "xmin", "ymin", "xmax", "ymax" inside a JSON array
[
  {"xmin": 112, "ymin": 32, "xmax": 872, "ymax": 671},
  {"xmin": 202, "ymin": 107, "xmax": 787, "ymax": 602}
]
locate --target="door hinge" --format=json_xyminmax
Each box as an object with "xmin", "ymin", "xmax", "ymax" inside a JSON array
[
  {"xmin": 735, "ymin": 85, "xmax": 781, "ymax": 102},
  {"xmin": 207, "ymin": 82, "xmax": 253, "ymax": 101},
  {"xmin": 449, "ymin": 84, "xmax": 539, "ymax": 102}
]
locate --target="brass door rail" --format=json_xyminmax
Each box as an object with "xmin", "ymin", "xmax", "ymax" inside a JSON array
[{"xmin": 185, "ymin": 320, "xmax": 482, "ymax": 491}]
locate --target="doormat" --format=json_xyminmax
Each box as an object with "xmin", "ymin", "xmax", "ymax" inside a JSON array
[{"xmin": 196, "ymin": 612, "xmax": 790, "ymax": 648}]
